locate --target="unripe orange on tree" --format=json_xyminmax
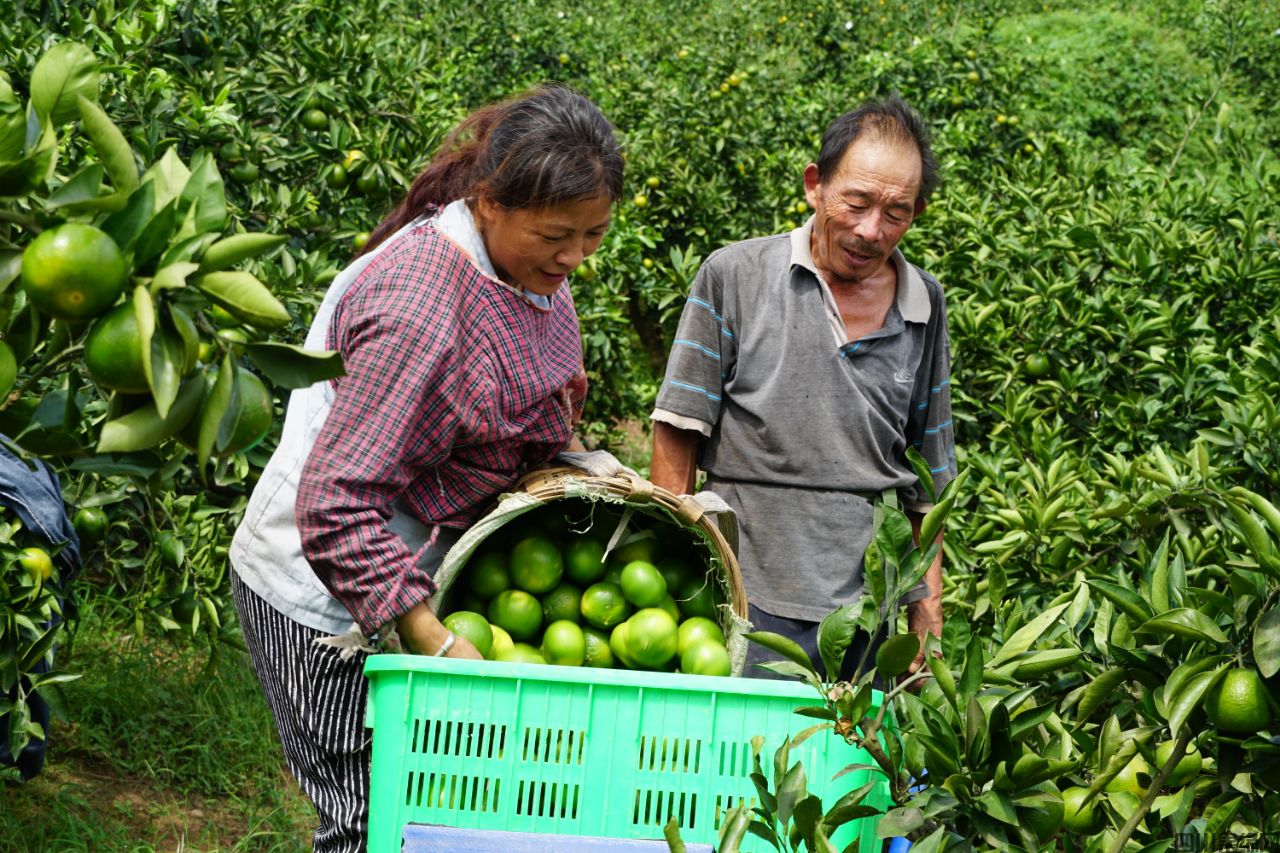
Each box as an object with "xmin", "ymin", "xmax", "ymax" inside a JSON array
[
  {"xmin": 21, "ymin": 223, "xmax": 127, "ymax": 321},
  {"xmin": 83, "ymin": 303, "xmax": 151, "ymax": 393},
  {"xmin": 1206, "ymin": 668, "xmax": 1273, "ymax": 735}
]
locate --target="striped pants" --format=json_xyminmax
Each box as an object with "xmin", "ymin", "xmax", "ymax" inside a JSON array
[{"xmin": 232, "ymin": 573, "xmax": 371, "ymax": 853}]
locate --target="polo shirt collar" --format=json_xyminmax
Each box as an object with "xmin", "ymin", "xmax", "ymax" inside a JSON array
[{"xmin": 788, "ymin": 217, "xmax": 931, "ymax": 323}]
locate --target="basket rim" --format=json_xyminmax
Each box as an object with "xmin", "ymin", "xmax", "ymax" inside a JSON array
[{"xmin": 506, "ymin": 466, "xmax": 749, "ymax": 619}]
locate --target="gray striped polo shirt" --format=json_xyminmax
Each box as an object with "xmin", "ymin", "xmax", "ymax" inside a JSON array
[{"xmin": 651, "ymin": 220, "xmax": 956, "ymax": 620}]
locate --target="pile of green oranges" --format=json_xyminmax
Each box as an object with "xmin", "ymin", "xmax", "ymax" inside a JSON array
[{"xmin": 441, "ymin": 502, "xmax": 733, "ymax": 677}]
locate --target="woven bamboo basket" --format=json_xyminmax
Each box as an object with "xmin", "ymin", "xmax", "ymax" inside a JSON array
[{"xmin": 427, "ymin": 465, "xmax": 751, "ymax": 674}]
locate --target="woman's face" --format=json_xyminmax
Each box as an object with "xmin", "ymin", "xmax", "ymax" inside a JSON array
[{"xmin": 474, "ymin": 194, "xmax": 613, "ymax": 297}]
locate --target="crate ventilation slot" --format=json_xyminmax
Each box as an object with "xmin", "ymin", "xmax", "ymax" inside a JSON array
[
  {"xmin": 521, "ymin": 725, "xmax": 586, "ymax": 764},
  {"xmin": 411, "ymin": 718, "xmax": 506, "ymax": 760},
  {"xmin": 631, "ymin": 788, "xmax": 698, "ymax": 829},
  {"xmin": 516, "ymin": 779, "xmax": 580, "ymax": 818},
  {"xmin": 716, "ymin": 740, "xmax": 752, "ymax": 777},
  {"xmin": 404, "ymin": 771, "xmax": 500, "ymax": 813},
  {"xmin": 637, "ymin": 736, "xmax": 703, "ymax": 774},
  {"xmin": 713, "ymin": 795, "xmax": 755, "ymax": 830}
]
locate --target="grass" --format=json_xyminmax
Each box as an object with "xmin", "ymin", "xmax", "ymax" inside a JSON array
[{"xmin": 0, "ymin": 605, "xmax": 311, "ymax": 852}]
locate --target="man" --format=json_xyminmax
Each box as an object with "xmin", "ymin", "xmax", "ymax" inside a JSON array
[{"xmin": 649, "ymin": 96, "xmax": 955, "ymax": 681}]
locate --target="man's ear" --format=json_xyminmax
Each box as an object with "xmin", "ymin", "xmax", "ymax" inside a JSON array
[{"xmin": 803, "ymin": 163, "xmax": 821, "ymax": 208}]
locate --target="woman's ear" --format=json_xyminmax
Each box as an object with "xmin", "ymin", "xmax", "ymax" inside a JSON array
[{"xmin": 472, "ymin": 196, "xmax": 499, "ymax": 230}]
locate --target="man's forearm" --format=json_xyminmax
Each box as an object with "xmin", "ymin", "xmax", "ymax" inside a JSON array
[{"xmin": 651, "ymin": 421, "xmax": 700, "ymax": 494}]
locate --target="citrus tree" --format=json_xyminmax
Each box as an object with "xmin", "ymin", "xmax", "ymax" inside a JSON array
[{"xmin": 1, "ymin": 43, "xmax": 339, "ymax": 764}]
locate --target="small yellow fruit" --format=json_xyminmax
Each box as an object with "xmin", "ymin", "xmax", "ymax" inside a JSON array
[{"xmin": 632, "ymin": 194, "xmax": 648, "ymax": 208}]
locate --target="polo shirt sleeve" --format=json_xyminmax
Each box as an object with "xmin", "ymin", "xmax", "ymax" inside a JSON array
[
  {"xmin": 296, "ymin": 261, "xmax": 459, "ymax": 636},
  {"xmin": 902, "ymin": 285, "xmax": 957, "ymax": 513},
  {"xmin": 651, "ymin": 259, "xmax": 736, "ymax": 435}
]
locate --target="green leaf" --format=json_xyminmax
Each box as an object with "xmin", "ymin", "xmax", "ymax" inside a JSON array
[
  {"xmin": 959, "ymin": 633, "xmax": 984, "ymax": 702},
  {"xmin": 0, "ymin": 114, "xmax": 57, "ymax": 198},
  {"xmin": 197, "ymin": 358, "xmax": 234, "ymax": 471},
  {"xmin": 152, "ymin": 261, "xmax": 200, "ymax": 292},
  {"xmin": 905, "ymin": 446, "xmax": 937, "ymax": 504},
  {"xmin": 988, "ymin": 601, "xmax": 1071, "ymax": 668},
  {"xmin": 875, "ymin": 633, "xmax": 921, "ymax": 680},
  {"xmin": 1135, "ymin": 608, "xmax": 1229, "ymax": 645},
  {"xmin": 244, "ymin": 342, "xmax": 344, "ymax": 390},
  {"xmin": 30, "ymin": 42, "xmax": 99, "ymax": 125},
  {"xmin": 180, "ymin": 149, "xmax": 228, "ymax": 233},
  {"xmin": 1149, "ymin": 532, "xmax": 1172, "ymax": 614},
  {"xmin": 1009, "ymin": 648, "xmax": 1083, "ymax": 680},
  {"xmin": 198, "ymin": 232, "xmax": 288, "ymax": 273},
  {"xmin": 95, "ymin": 375, "xmax": 203, "ymax": 453},
  {"xmin": 76, "ymin": 94, "xmax": 138, "ymax": 193},
  {"xmin": 1076, "ymin": 668, "xmax": 1128, "ymax": 721},
  {"xmin": 1086, "ymin": 579, "xmax": 1155, "ymax": 625},
  {"xmin": 1254, "ymin": 604, "xmax": 1280, "ymax": 679},
  {"xmin": 976, "ymin": 789, "xmax": 1018, "ymax": 825},
  {"xmin": 875, "ymin": 806, "xmax": 924, "ymax": 839},
  {"xmin": 143, "ymin": 147, "xmax": 192, "ymax": 211},
  {"xmin": 194, "ymin": 271, "xmax": 291, "ymax": 330},
  {"xmin": 102, "ymin": 180, "xmax": 157, "ymax": 249},
  {"xmin": 46, "ymin": 162, "xmax": 104, "ymax": 208},
  {"xmin": 134, "ymin": 199, "xmax": 179, "ymax": 268},
  {"xmin": 1167, "ymin": 667, "xmax": 1227, "ymax": 736},
  {"xmin": 744, "ymin": 631, "xmax": 816, "ymax": 675},
  {"xmin": 817, "ymin": 601, "xmax": 862, "ymax": 682},
  {"xmin": 775, "ymin": 761, "xmax": 806, "ymax": 828}
]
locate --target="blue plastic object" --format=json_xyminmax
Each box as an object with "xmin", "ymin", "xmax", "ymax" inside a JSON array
[{"xmin": 402, "ymin": 824, "xmax": 715, "ymax": 851}]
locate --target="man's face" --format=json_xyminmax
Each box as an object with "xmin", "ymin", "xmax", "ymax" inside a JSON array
[{"xmin": 804, "ymin": 135, "xmax": 923, "ymax": 287}]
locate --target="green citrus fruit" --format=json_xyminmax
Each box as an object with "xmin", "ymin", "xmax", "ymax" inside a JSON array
[
  {"xmin": 467, "ymin": 551, "xmax": 511, "ymax": 599},
  {"xmin": 221, "ymin": 371, "xmax": 273, "ymax": 453},
  {"xmin": 583, "ymin": 626, "xmax": 614, "ymax": 668},
  {"xmin": 488, "ymin": 589, "xmax": 543, "ymax": 641},
  {"xmin": 678, "ymin": 616, "xmax": 725, "ymax": 654},
  {"xmin": 171, "ymin": 590, "xmax": 199, "ymax": 623},
  {"xmin": 564, "ymin": 538, "xmax": 607, "ymax": 585},
  {"xmin": 218, "ymin": 142, "xmax": 244, "ymax": 162},
  {"xmin": 301, "ymin": 108, "xmax": 328, "ymax": 130},
  {"xmin": 206, "ymin": 304, "xmax": 240, "ymax": 328},
  {"xmin": 657, "ymin": 594, "xmax": 681, "ymax": 623},
  {"xmin": 21, "ymin": 223, "xmax": 127, "ymax": 321},
  {"xmin": 624, "ymin": 608, "xmax": 679, "ymax": 669},
  {"xmin": 489, "ymin": 624, "xmax": 516, "ymax": 659},
  {"xmin": 83, "ymin": 303, "xmax": 149, "ymax": 393},
  {"xmin": 18, "ymin": 546, "xmax": 55, "ymax": 583},
  {"xmin": 342, "ymin": 149, "xmax": 367, "ymax": 172},
  {"xmin": 325, "ymin": 164, "xmax": 349, "ymax": 189},
  {"xmin": 1206, "ymin": 668, "xmax": 1274, "ymax": 734},
  {"xmin": 541, "ymin": 620, "xmax": 586, "ymax": 667},
  {"xmin": 72, "ymin": 507, "xmax": 109, "ymax": 548},
  {"xmin": 620, "ymin": 560, "xmax": 667, "ymax": 607},
  {"xmin": 509, "ymin": 536, "xmax": 564, "ymax": 594},
  {"xmin": 157, "ymin": 531, "xmax": 185, "ymax": 568},
  {"xmin": 1060, "ymin": 786, "xmax": 1103, "ymax": 834},
  {"xmin": 1155, "ymin": 740, "xmax": 1203, "ymax": 787},
  {"xmin": 610, "ymin": 532, "xmax": 659, "ymax": 565},
  {"xmin": 1023, "ymin": 353, "xmax": 1053, "ymax": 379},
  {"xmin": 495, "ymin": 642, "xmax": 546, "ymax": 665},
  {"xmin": 677, "ymin": 575, "xmax": 722, "ymax": 620},
  {"xmin": 580, "ymin": 582, "xmax": 631, "ymax": 630},
  {"xmin": 1021, "ymin": 783, "xmax": 1064, "ymax": 843},
  {"xmin": 541, "ymin": 583, "xmax": 582, "ymax": 624},
  {"xmin": 656, "ymin": 558, "xmax": 695, "ymax": 594},
  {"xmin": 352, "ymin": 231, "xmax": 371, "ymax": 250},
  {"xmin": 1104, "ymin": 753, "xmax": 1151, "ymax": 797},
  {"xmin": 443, "ymin": 611, "xmax": 494, "ymax": 658},
  {"xmin": 0, "ymin": 341, "xmax": 16, "ymax": 398},
  {"xmin": 230, "ymin": 162, "xmax": 259, "ymax": 183},
  {"xmin": 681, "ymin": 638, "xmax": 731, "ymax": 676},
  {"xmin": 609, "ymin": 622, "xmax": 638, "ymax": 668},
  {"xmin": 355, "ymin": 168, "xmax": 382, "ymax": 194}
]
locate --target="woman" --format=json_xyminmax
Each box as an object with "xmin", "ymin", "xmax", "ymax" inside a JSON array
[{"xmin": 229, "ymin": 85, "xmax": 624, "ymax": 852}]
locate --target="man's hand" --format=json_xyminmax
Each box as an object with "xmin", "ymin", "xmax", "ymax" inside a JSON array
[{"xmin": 903, "ymin": 516, "xmax": 944, "ymax": 691}]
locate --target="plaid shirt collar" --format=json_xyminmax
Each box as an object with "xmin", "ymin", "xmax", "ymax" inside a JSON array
[{"xmin": 434, "ymin": 200, "xmax": 552, "ymax": 310}]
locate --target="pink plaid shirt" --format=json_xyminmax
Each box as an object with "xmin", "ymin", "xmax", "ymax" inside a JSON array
[{"xmin": 295, "ymin": 222, "xmax": 586, "ymax": 633}]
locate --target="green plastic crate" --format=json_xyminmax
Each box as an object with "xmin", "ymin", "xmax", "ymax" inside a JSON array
[{"xmin": 364, "ymin": 655, "xmax": 890, "ymax": 852}]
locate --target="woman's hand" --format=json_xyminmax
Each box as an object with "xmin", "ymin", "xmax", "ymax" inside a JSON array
[{"xmin": 396, "ymin": 600, "xmax": 482, "ymax": 658}]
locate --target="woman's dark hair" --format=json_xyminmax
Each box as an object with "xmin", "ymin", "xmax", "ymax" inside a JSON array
[
  {"xmin": 359, "ymin": 85, "xmax": 623, "ymax": 256},
  {"xmin": 815, "ymin": 94, "xmax": 939, "ymax": 206}
]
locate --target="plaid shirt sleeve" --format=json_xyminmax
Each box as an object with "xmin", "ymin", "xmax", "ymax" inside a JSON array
[{"xmin": 296, "ymin": 248, "xmax": 460, "ymax": 635}]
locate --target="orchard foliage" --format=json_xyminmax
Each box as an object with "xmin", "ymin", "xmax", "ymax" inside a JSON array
[{"xmin": 3, "ymin": 0, "xmax": 1280, "ymax": 846}]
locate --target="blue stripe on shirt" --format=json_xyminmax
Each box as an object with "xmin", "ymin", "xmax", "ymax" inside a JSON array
[
  {"xmin": 925, "ymin": 419, "xmax": 953, "ymax": 435},
  {"xmin": 674, "ymin": 339, "xmax": 721, "ymax": 359},
  {"xmin": 667, "ymin": 379, "xmax": 722, "ymax": 402}
]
